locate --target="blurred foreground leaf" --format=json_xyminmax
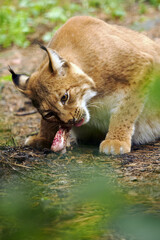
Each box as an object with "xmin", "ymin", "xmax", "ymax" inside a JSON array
[
  {"xmin": 0, "ymin": 173, "xmax": 124, "ymax": 240},
  {"xmin": 149, "ymin": 72, "xmax": 160, "ymax": 108},
  {"xmin": 0, "ymin": 168, "xmax": 160, "ymax": 240}
]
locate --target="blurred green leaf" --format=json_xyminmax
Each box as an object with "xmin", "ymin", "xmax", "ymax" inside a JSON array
[
  {"xmin": 0, "ymin": 174, "xmax": 124, "ymax": 240},
  {"xmin": 0, "ymin": 75, "xmax": 12, "ymax": 82},
  {"xmin": 148, "ymin": 72, "xmax": 160, "ymax": 108},
  {"xmin": 0, "ymin": 169, "xmax": 159, "ymax": 240},
  {"xmin": 42, "ymin": 25, "xmax": 60, "ymax": 42},
  {"xmin": 45, "ymin": 7, "xmax": 67, "ymax": 22},
  {"xmin": 0, "ymin": 6, "xmax": 33, "ymax": 48}
]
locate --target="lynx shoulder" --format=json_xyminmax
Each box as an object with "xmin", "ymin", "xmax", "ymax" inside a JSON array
[{"xmin": 10, "ymin": 16, "xmax": 160, "ymax": 154}]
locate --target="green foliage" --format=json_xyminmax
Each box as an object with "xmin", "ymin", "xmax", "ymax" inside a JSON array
[
  {"xmin": 0, "ymin": 6, "xmax": 32, "ymax": 47},
  {"xmin": 19, "ymin": 0, "xmax": 54, "ymax": 16},
  {"xmin": 0, "ymin": 75, "xmax": 12, "ymax": 82},
  {"xmin": 0, "ymin": 0, "xmax": 127, "ymax": 47},
  {"xmin": 0, "ymin": 0, "xmax": 85, "ymax": 48},
  {"xmin": 138, "ymin": 0, "xmax": 148, "ymax": 14},
  {"xmin": 0, "ymin": 0, "xmax": 159, "ymax": 48},
  {"xmin": 138, "ymin": 0, "xmax": 160, "ymax": 13},
  {"xmin": 146, "ymin": 0, "xmax": 160, "ymax": 7},
  {"xmin": 93, "ymin": 0, "xmax": 126, "ymax": 18}
]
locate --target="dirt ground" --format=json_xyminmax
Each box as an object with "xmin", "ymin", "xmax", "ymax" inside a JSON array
[{"xmin": 0, "ymin": 7, "xmax": 160, "ymax": 204}]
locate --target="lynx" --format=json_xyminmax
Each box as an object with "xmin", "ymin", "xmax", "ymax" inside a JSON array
[{"xmin": 10, "ymin": 16, "xmax": 160, "ymax": 155}]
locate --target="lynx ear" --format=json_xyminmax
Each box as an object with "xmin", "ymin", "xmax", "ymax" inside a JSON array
[
  {"xmin": 9, "ymin": 66, "xmax": 29, "ymax": 92},
  {"xmin": 40, "ymin": 45, "xmax": 69, "ymax": 75}
]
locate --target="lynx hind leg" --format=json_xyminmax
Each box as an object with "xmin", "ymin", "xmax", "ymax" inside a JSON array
[{"xmin": 25, "ymin": 118, "xmax": 58, "ymax": 150}]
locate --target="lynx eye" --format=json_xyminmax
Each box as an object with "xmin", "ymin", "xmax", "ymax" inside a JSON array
[
  {"xmin": 44, "ymin": 111, "xmax": 55, "ymax": 119},
  {"xmin": 61, "ymin": 93, "xmax": 68, "ymax": 104}
]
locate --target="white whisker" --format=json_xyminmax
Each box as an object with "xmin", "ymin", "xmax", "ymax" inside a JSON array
[{"xmin": 88, "ymin": 104, "xmax": 101, "ymax": 109}]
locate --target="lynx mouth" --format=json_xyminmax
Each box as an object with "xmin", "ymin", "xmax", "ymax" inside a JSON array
[
  {"xmin": 74, "ymin": 118, "xmax": 84, "ymax": 127},
  {"xmin": 51, "ymin": 118, "xmax": 84, "ymax": 152}
]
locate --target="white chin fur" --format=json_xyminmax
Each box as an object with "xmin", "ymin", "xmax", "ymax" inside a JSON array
[
  {"xmin": 83, "ymin": 106, "xmax": 90, "ymax": 124},
  {"xmin": 81, "ymin": 89, "xmax": 97, "ymax": 124}
]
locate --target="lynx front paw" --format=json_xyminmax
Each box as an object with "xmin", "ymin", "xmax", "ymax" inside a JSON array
[
  {"xmin": 99, "ymin": 139, "xmax": 131, "ymax": 155},
  {"xmin": 25, "ymin": 136, "xmax": 51, "ymax": 150}
]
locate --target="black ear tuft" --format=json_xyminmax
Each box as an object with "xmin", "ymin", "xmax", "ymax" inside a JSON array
[
  {"xmin": 8, "ymin": 66, "xmax": 29, "ymax": 91},
  {"xmin": 8, "ymin": 65, "xmax": 16, "ymax": 76},
  {"xmin": 8, "ymin": 66, "xmax": 19, "ymax": 86},
  {"xmin": 39, "ymin": 44, "xmax": 48, "ymax": 52},
  {"xmin": 35, "ymin": 41, "xmax": 48, "ymax": 53}
]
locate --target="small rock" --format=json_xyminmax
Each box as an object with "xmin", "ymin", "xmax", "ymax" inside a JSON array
[
  {"xmin": 76, "ymin": 160, "xmax": 83, "ymax": 164},
  {"xmin": 129, "ymin": 176, "xmax": 138, "ymax": 182},
  {"xmin": 140, "ymin": 168, "xmax": 146, "ymax": 172}
]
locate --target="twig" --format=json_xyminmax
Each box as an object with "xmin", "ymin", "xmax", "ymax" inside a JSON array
[
  {"xmin": 0, "ymin": 160, "xmax": 32, "ymax": 169},
  {"xmin": 14, "ymin": 110, "xmax": 37, "ymax": 116}
]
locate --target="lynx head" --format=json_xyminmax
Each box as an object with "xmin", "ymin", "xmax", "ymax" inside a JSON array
[{"xmin": 9, "ymin": 45, "xmax": 97, "ymax": 127}]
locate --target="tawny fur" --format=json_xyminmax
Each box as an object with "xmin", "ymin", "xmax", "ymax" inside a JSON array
[{"xmin": 11, "ymin": 16, "xmax": 160, "ymax": 155}]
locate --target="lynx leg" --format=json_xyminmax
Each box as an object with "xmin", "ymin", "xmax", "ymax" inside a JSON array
[
  {"xmin": 25, "ymin": 118, "xmax": 58, "ymax": 150},
  {"xmin": 100, "ymin": 56, "xmax": 153, "ymax": 155},
  {"xmin": 99, "ymin": 90, "xmax": 145, "ymax": 154}
]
